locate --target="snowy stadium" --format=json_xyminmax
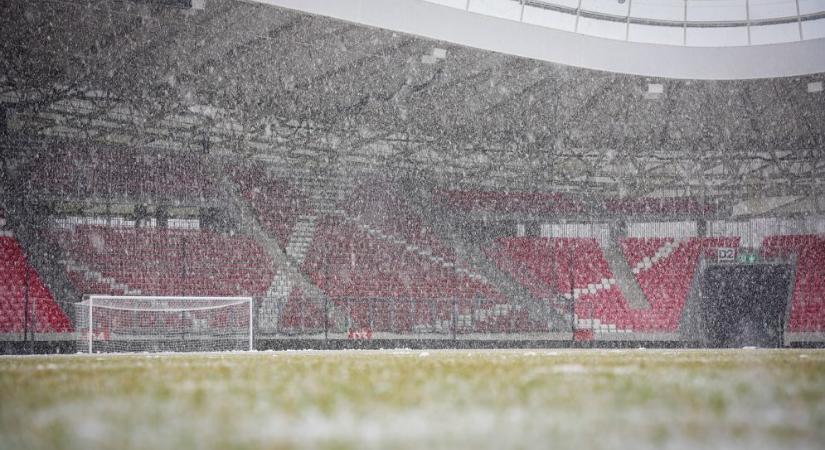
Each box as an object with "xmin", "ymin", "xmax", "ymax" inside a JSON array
[{"xmin": 1, "ymin": 0, "xmax": 825, "ymax": 448}]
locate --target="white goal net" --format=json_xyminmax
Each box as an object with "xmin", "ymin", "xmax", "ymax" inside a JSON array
[{"xmin": 75, "ymin": 296, "xmax": 254, "ymax": 353}]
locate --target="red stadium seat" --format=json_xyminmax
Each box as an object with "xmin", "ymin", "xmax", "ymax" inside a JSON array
[
  {"xmin": 763, "ymin": 235, "xmax": 825, "ymax": 332},
  {"xmin": 52, "ymin": 226, "xmax": 275, "ymax": 298},
  {"xmin": 0, "ymin": 237, "xmax": 72, "ymax": 333},
  {"xmin": 490, "ymin": 236, "xmax": 741, "ymax": 333}
]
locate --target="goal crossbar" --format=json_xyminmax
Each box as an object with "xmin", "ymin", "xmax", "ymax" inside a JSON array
[
  {"xmin": 78, "ymin": 295, "xmax": 255, "ymax": 353},
  {"xmin": 83, "ymin": 296, "xmax": 252, "ymax": 312},
  {"xmin": 81, "ymin": 304, "xmax": 248, "ymax": 313},
  {"xmin": 84, "ymin": 295, "xmax": 253, "ymax": 303}
]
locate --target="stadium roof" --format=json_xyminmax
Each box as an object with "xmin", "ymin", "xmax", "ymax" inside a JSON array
[
  {"xmin": 1, "ymin": 0, "xmax": 824, "ymax": 215},
  {"xmin": 259, "ymin": 0, "xmax": 825, "ymax": 79}
]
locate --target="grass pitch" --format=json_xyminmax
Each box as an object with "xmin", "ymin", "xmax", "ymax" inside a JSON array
[{"xmin": 1, "ymin": 349, "xmax": 824, "ymax": 450}]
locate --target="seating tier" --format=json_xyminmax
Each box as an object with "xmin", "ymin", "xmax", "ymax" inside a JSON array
[
  {"xmin": 0, "ymin": 237, "xmax": 72, "ymax": 333},
  {"xmin": 52, "ymin": 226, "xmax": 275, "ymax": 298}
]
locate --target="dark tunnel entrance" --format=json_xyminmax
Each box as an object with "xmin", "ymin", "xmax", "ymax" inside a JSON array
[{"xmin": 699, "ymin": 264, "xmax": 792, "ymax": 348}]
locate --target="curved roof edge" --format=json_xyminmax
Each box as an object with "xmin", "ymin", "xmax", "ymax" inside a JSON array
[{"xmin": 250, "ymin": 0, "xmax": 825, "ymax": 80}]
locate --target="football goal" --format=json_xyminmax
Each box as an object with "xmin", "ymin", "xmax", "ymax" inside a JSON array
[{"xmin": 75, "ymin": 295, "xmax": 254, "ymax": 353}]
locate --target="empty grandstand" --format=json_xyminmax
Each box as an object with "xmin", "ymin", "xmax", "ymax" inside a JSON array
[{"xmin": 0, "ymin": 0, "xmax": 824, "ymax": 353}]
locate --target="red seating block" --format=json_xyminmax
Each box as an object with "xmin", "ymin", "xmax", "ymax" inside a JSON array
[
  {"xmin": 0, "ymin": 237, "xmax": 72, "ymax": 333},
  {"xmin": 23, "ymin": 147, "xmax": 217, "ymax": 203},
  {"xmin": 763, "ymin": 235, "xmax": 825, "ymax": 332},
  {"xmin": 52, "ymin": 226, "xmax": 275, "ymax": 298},
  {"xmin": 231, "ymin": 165, "xmax": 309, "ymax": 249},
  {"xmin": 303, "ymin": 219, "xmax": 496, "ymax": 302},
  {"xmin": 492, "ymin": 236, "xmax": 741, "ymax": 333}
]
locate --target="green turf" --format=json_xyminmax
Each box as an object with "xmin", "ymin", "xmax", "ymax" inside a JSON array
[{"xmin": 1, "ymin": 349, "xmax": 824, "ymax": 449}]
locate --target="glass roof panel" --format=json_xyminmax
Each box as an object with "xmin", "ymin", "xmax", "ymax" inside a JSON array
[
  {"xmin": 629, "ymin": 23, "xmax": 685, "ymax": 45},
  {"xmin": 468, "ymin": 0, "xmax": 522, "ymax": 20},
  {"xmin": 686, "ymin": 0, "xmax": 747, "ymax": 22},
  {"xmin": 751, "ymin": 22, "xmax": 801, "ymax": 44},
  {"xmin": 686, "ymin": 25, "xmax": 749, "ymax": 46},
  {"xmin": 578, "ymin": 16, "xmax": 627, "ymax": 40},
  {"xmin": 533, "ymin": 0, "xmax": 580, "ymax": 9},
  {"xmin": 749, "ymin": 0, "xmax": 799, "ymax": 20},
  {"xmin": 630, "ymin": 0, "xmax": 685, "ymax": 21},
  {"xmin": 800, "ymin": 0, "xmax": 825, "ymax": 15},
  {"xmin": 428, "ymin": 0, "xmax": 468, "ymax": 9},
  {"xmin": 580, "ymin": 0, "xmax": 629, "ymax": 17},
  {"xmin": 422, "ymin": 0, "xmax": 825, "ymax": 46},
  {"xmin": 523, "ymin": 5, "xmax": 577, "ymax": 32},
  {"xmin": 802, "ymin": 17, "xmax": 825, "ymax": 39}
]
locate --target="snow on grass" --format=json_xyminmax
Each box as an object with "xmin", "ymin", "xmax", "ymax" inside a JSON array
[{"xmin": 1, "ymin": 349, "xmax": 824, "ymax": 449}]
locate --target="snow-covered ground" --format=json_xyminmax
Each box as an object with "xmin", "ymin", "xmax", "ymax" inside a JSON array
[{"xmin": 1, "ymin": 349, "xmax": 824, "ymax": 449}]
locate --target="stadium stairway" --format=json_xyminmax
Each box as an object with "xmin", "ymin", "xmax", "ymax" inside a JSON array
[
  {"xmin": 577, "ymin": 237, "xmax": 727, "ymax": 335},
  {"xmin": 63, "ymin": 259, "xmax": 141, "ymax": 296},
  {"xmin": 400, "ymin": 179, "xmax": 567, "ymax": 331},
  {"xmin": 284, "ymin": 216, "xmax": 317, "ymax": 264},
  {"xmin": 485, "ymin": 240, "xmax": 559, "ymax": 302},
  {"xmin": 620, "ymin": 237, "xmax": 740, "ymax": 335},
  {"xmin": 779, "ymin": 253, "xmax": 808, "ymax": 346},
  {"xmin": 303, "ymin": 214, "xmax": 539, "ymax": 333},
  {"xmin": 284, "ymin": 181, "xmax": 343, "ymax": 264},
  {"xmin": 557, "ymin": 267, "xmax": 630, "ymax": 333},
  {"xmin": 267, "ymin": 180, "xmax": 348, "ymax": 332},
  {"xmin": 295, "ymin": 176, "xmax": 556, "ymax": 333},
  {"xmin": 490, "ymin": 237, "xmax": 738, "ymax": 338},
  {"xmin": 599, "ymin": 240, "xmax": 649, "ymax": 309},
  {"xmin": 340, "ymin": 214, "xmax": 490, "ymax": 285},
  {"xmin": 233, "ymin": 164, "xmax": 309, "ymax": 249},
  {"xmin": 679, "ymin": 254, "xmax": 708, "ymax": 342},
  {"xmin": 628, "ymin": 239, "xmax": 682, "ymax": 273},
  {"xmin": 224, "ymin": 178, "xmax": 344, "ymax": 332}
]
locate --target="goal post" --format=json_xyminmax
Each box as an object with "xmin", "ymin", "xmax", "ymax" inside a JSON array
[{"xmin": 75, "ymin": 295, "xmax": 255, "ymax": 353}]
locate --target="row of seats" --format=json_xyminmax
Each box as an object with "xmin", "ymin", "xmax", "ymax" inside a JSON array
[
  {"xmin": 232, "ymin": 164, "xmax": 309, "ymax": 249},
  {"xmin": 622, "ymin": 237, "xmax": 741, "ymax": 331},
  {"xmin": 0, "ymin": 237, "xmax": 72, "ymax": 333},
  {"xmin": 606, "ymin": 198, "xmax": 718, "ymax": 215},
  {"xmin": 492, "ymin": 238, "xmax": 613, "ymax": 298},
  {"xmin": 277, "ymin": 289, "xmax": 545, "ymax": 334},
  {"xmin": 436, "ymin": 190, "xmax": 717, "ymax": 215},
  {"xmin": 8, "ymin": 199, "xmax": 821, "ymax": 336},
  {"xmin": 346, "ymin": 182, "xmax": 460, "ymax": 263},
  {"xmin": 20, "ymin": 148, "xmax": 218, "ymax": 202},
  {"xmin": 299, "ymin": 182, "xmax": 537, "ymax": 332},
  {"xmin": 302, "ymin": 218, "xmax": 497, "ymax": 300},
  {"xmin": 52, "ymin": 226, "xmax": 275, "ymax": 298},
  {"xmin": 491, "ymin": 236, "xmax": 741, "ymax": 332},
  {"xmin": 435, "ymin": 190, "xmax": 582, "ymax": 214},
  {"xmin": 621, "ymin": 238, "xmax": 672, "ymax": 267}
]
